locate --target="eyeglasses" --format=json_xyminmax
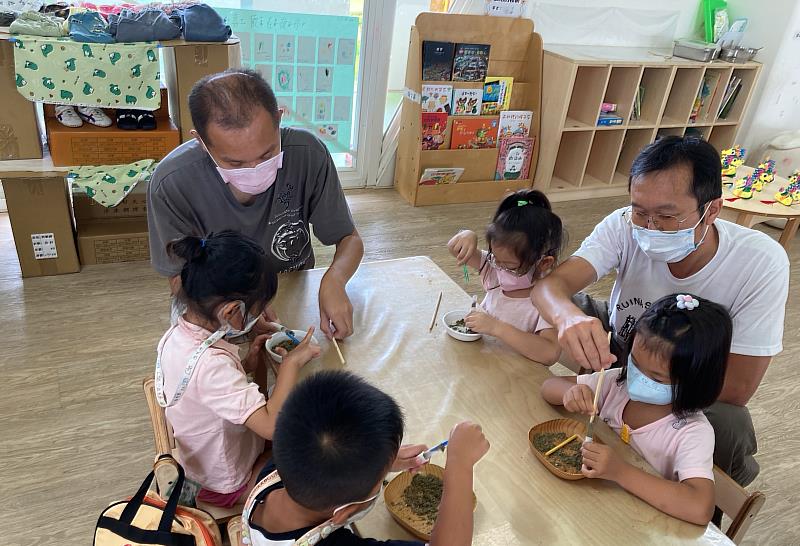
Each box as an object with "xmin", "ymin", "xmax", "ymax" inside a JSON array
[
  {"xmin": 622, "ymin": 205, "xmax": 705, "ymax": 234},
  {"xmin": 485, "ymin": 252, "xmax": 530, "ymax": 276}
]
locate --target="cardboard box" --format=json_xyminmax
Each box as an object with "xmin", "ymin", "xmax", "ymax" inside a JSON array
[
  {"xmin": 3, "ymin": 176, "xmax": 80, "ymax": 277},
  {"xmin": 0, "ymin": 40, "xmax": 43, "ymax": 160},
  {"xmin": 163, "ymin": 41, "xmax": 242, "ymax": 142},
  {"xmin": 73, "ymin": 192, "xmax": 147, "ymax": 223},
  {"xmin": 77, "ymin": 218, "xmax": 150, "ymax": 265},
  {"xmin": 43, "ymin": 84, "xmax": 171, "ymax": 120},
  {"xmin": 46, "ymin": 117, "xmax": 181, "ymax": 167}
]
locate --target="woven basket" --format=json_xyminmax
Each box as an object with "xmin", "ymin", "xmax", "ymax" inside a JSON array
[
  {"xmin": 384, "ymin": 463, "xmax": 476, "ymax": 540},
  {"xmin": 528, "ymin": 418, "xmax": 587, "ymax": 481}
]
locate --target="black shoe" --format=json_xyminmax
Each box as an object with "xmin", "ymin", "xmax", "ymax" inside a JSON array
[
  {"xmin": 116, "ymin": 109, "xmax": 138, "ymax": 130},
  {"xmin": 137, "ymin": 111, "xmax": 157, "ymax": 130}
]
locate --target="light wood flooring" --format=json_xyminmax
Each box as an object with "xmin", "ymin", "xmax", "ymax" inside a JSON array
[{"xmin": 1, "ymin": 189, "xmax": 798, "ymax": 545}]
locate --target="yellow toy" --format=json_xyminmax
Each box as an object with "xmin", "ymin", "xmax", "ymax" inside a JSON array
[
  {"xmin": 775, "ymin": 187, "xmax": 793, "ymax": 206},
  {"xmin": 721, "ymin": 157, "xmax": 744, "ymax": 177}
]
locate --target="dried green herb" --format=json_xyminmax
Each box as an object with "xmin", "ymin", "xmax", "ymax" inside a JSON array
[
  {"xmin": 275, "ymin": 339, "xmax": 298, "ymax": 352},
  {"xmin": 533, "ymin": 432, "xmax": 582, "ymax": 473},
  {"xmin": 451, "ymin": 319, "xmax": 476, "ymax": 334},
  {"xmin": 402, "ymin": 473, "xmax": 443, "ymax": 525}
]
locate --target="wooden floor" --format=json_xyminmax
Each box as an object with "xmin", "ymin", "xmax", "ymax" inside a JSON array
[{"xmin": 1, "ymin": 189, "xmax": 798, "ymax": 545}]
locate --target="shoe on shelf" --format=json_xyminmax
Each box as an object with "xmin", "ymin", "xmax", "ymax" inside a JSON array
[
  {"xmin": 116, "ymin": 109, "xmax": 138, "ymax": 130},
  {"xmin": 137, "ymin": 111, "xmax": 157, "ymax": 130},
  {"xmin": 77, "ymin": 106, "xmax": 112, "ymax": 128},
  {"xmin": 55, "ymin": 105, "xmax": 82, "ymax": 128}
]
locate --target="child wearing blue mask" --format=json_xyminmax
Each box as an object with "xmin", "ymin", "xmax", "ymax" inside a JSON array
[
  {"xmin": 155, "ymin": 231, "xmax": 320, "ymax": 509},
  {"xmin": 541, "ymin": 293, "xmax": 731, "ymax": 525},
  {"xmin": 447, "ymin": 190, "xmax": 564, "ymax": 365}
]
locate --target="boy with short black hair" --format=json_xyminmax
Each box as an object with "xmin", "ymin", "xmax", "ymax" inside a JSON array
[{"xmin": 242, "ymin": 370, "xmax": 489, "ymax": 545}]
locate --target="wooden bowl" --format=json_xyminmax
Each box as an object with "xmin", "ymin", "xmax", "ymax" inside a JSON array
[
  {"xmin": 384, "ymin": 463, "xmax": 477, "ymax": 540},
  {"xmin": 529, "ymin": 418, "xmax": 586, "ymax": 481}
]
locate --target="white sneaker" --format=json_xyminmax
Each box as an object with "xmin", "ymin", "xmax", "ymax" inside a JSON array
[
  {"xmin": 77, "ymin": 106, "xmax": 113, "ymax": 128},
  {"xmin": 55, "ymin": 105, "xmax": 82, "ymax": 128}
]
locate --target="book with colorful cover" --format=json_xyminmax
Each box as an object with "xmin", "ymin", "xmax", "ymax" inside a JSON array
[
  {"xmin": 421, "ymin": 84, "xmax": 453, "ymax": 114},
  {"xmin": 450, "ymin": 116, "xmax": 499, "ymax": 149},
  {"xmin": 597, "ymin": 113, "xmax": 623, "ymax": 126},
  {"xmin": 498, "ymin": 110, "xmax": 532, "ymax": 138},
  {"xmin": 481, "ymin": 77, "xmax": 513, "ymax": 114},
  {"xmin": 453, "ymin": 88, "xmax": 482, "ymax": 115},
  {"xmin": 422, "ymin": 41, "xmax": 455, "ymax": 81},
  {"xmin": 419, "ymin": 167, "xmax": 465, "ymax": 185},
  {"xmin": 421, "ymin": 113, "xmax": 449, "ymax": 150},
  {"xmin": 452, "ymin": 43, "xmax": 490, "ymax": 82},
  {"xmin": 495, "ymin": 136, "xmax": 534, "ymax": 180}
]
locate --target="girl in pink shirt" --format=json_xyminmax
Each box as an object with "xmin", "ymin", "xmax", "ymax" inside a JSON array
[
  {"xmin": 542, "ymin": 293, "xmax": 731, "ymax": 525},
  {"xmin": 155, "ymin": 231, "xmax": 320, "ymax": 508},
  {"xmin": 447, "ymin": 190, "xmax": 564, "ymax": 365}
]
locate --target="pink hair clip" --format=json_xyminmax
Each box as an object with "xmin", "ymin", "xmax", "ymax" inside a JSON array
[{"xmin": 676, "ymin": 294, "xmax": 699, "ymax": 310}]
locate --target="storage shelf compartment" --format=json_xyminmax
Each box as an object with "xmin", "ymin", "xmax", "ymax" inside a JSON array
[
  {"xmin": 416, "ymin": 178, "xmax": 532, "ymax": 206},
  {"xmin": 717, "ymin": 68, "xmax": 758, "ymax": 123},
  {"xmin": 583, "ymin": 129, "xmax": 625, "ymax": 186},
  {"xmin": 656, "ymin": 127, "xmax": 686, "ymax": 139},
  {"xmin": 615, "ymin": 128, "xmax": 655, "ymax": 179},
  {"xmin": 602, "ymin": 66, "xmax": 642, "ymax": 125},
  {"xmin": 420, "ymin": 148, "xmax": 500, "ymax": 182},
  {"xmin": 661, "ymin": 67, "xmax": 705, "ymax": 126},
  {"xmin": 708, "ymin": 124, "xmax": 737, "ymax": 151},
  {"xmin": 684, "ymin": 126, "xmax": 712, "ymax": 141},
  {"xmin": 631, "ymin": 67, "xmax": 672, "ymax": 124},
  {"xmin": 552, "ymin": 130, "xmax": 593, "ymax": 188},
  {"xmin": 691, "ymin": 67, "xmax": 733, "ymax": 125},
  {"xmin": 566, "ymin": 66, "xmax": 610, "ymax": 127}
]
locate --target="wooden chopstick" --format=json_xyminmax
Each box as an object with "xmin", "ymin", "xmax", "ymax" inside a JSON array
[
  {"xmin": 331, "ymin": 336, "xmax": 346, "ymax": 366},
  {"xmin": 544, "ymin": 433, "xmax": 579, "ymax": 457},
  {"xmin": 429, "ymin": 291, "xmax": 443, "ymax": 332},
  {"xmin": 589, "ymin": 331, "xmax": 613, "ymax": 425}
]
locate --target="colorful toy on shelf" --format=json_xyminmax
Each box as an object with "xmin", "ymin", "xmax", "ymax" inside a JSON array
[
  {"xmin": 755, "ymin": 158, "xmax": 776, "ymax": 184},
  {"xmin": 721, "ymin": 145, "xmax": 746, "ymax": 177},
  {"xmin": 732, "ymin": 175, "xmax": 755, "ymax": 199},
  {"xmin": 774, "ymin": 187, "xmax": 794, "ymax": 206},
  {"xmin": 774, "ymin": 171, "xmax": 800, "ymax": 206},
  {"xmin": 751, "ymin": 168, "xmax": 767, "ymax": 191},
  {"xmin": 788, "ymin": 170, "xmax": 800, "ymax": 184}
]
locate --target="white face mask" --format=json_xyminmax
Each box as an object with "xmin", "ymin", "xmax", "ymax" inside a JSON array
[
  {"xmin": 631, "ymin": 205, "xmax": 711, "ymax": 263},
  {"xmin": 296, "ymin": 489, "xmax": 381, "ymax": 543},
  {"xmin": 222, "ymin": 301, "xmax": 260, "ymax": 338}
]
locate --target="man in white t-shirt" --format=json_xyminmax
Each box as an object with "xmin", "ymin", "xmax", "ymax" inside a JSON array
[{"xmin": 532, "ymin": 136, "xmax": 789, "ymax": 488}]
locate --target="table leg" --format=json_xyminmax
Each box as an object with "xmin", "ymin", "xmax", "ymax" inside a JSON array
[
  {"xmin": 735, "ymin": 212, "xmax": 755, "ymax": 227},
  {"xmin": 779, "ymin": 218, "xmax": 800, "ymax": 249}
]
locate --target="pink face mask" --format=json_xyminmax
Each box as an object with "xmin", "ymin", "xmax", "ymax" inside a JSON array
[
  {"xmin": 496, "ymin": 268, "xmax": 535, "ymax": 291},
  {"xmin": 214, "ymin": 151, "xmax": 284, "ymax": 195}
]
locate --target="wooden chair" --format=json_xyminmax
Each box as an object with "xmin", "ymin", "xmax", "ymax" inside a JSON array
[
  {"xmin": 142, "ymin": 377, "xmax": 244, "ymax": 523},
  {"xmin": 713, "ymin": 465, "xmax": 766, "ymax": 543}
]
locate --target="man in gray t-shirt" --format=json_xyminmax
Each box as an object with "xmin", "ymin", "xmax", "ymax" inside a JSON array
[{"xmin": 147, "ymin": 68, "xmax": 363, "ymax": 339}]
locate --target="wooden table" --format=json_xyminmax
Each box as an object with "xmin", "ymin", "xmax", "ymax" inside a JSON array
[
  {"xmin": 722, "ymin": 165, "xmax": 800, "ymax": 249},
  {"xmin": 270, "ymin": 257, "xmax": 733, "ymax": 545}
]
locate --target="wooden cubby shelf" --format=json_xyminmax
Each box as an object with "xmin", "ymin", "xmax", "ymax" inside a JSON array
[
  {"xmin": 536, "ymin": 45, "xmax": 761, "ymax": 201},
  {"xmin": 394, "ymin": 13, "xmax": 543, "ymax": 207}
]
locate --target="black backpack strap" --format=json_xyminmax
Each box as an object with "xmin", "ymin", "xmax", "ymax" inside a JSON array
[{"xmin": 118, "ymin": 454, "xmax": 184, "ymax": 534}]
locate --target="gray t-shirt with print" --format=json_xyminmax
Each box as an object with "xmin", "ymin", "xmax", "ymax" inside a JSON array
[{"xmin": 147, "ymin": 127, "xmax": 355, "ymax": 277}]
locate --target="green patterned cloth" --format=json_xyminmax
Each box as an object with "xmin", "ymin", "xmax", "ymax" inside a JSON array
[
  {"xmin": 68, "ymin": 159, "xmax": 156, "ymax": 207},
  {"xmin": 12, "ymin": 35, "xmax": 161, "ymax": 110}
]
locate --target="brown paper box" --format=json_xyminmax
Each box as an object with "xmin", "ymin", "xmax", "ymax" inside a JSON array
[
  {"xmin": 0, "ymin": 40, "xmax": 42, "ymax": 160},
  {"xmin": 3, "ymin": 176, "xmax": 80, "ymax": 277},
  {"xmin": 77, "ymin": 218, "xmax": 149, "ymax": 265}
]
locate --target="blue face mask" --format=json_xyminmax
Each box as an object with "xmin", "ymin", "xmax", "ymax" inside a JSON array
[{"xmin": 626, "ymin": 355, "xmax": 673, "ymax": 406}]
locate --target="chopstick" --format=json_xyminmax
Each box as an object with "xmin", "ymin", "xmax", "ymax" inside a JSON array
[
  {"xmin": 544, "ymin": 434, "xmax": 579, "ymax": 457},
  {"xmin": 586, "ymin": 332, "xmax": 612, "ymax": 441},
  {"xmin": 429, "ymin": 291, "xmax": 443, "ymax": 332},
  {"xmin": 331, "ymin": 336, "xmax": 346, "ymax": 366}
]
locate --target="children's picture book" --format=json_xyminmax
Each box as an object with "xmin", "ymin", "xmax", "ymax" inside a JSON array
[
  {"xmin": 422, "ymin": 41, "xmax": 455, "ymax": 81},
  {"xmin": 452, "ymin": 43, "xmax": 490, "ymax": 82},
  {"xmin": 421, "ymin": 113, "xmax": 450, "ymax": 150},
  {"xmin": 453, "ymin": 88, "xmax": 483, "ymax": 115},
  {"xmin": 597, "ymin": 113, "xmax": 623, "ymax": 126},
  {"xmin": 498, "ymin": 110, "xmax": 533, "ymax": 138},
  {"xmin": 419, "ymin": 167, "xmax": 465, "ymax": 185},
  {"xmin": 451, "ymin": 116, "xmax": 499, "ymax": 149},
  {"xmin": 481, "ymin": 77, "xmax": 513, "ymax": 114},
  {"xmin": 495, "ymin": 136, "xmax": 534, "ymax": 180},
  {"xmin": 421, "ymin": 84, "xmax": 453, "ymax": 114}
]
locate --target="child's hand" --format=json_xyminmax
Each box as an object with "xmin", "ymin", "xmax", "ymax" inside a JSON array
[
  {"xmin": 447, "ymin": 230, "xmax": 478, "ymax": 266},
  {"xmin": 465, "ymin": 309, "xmax": 498, "ymax": 336},
  {"xmin": 243, "ymin": 334, "xmax": 271, "ymax": 373},
  {"xmin": 581, "ymin": 442, "xmax": 624, "ymax": 481},
  {"xmin": 392, "ymin": 444, "xmax": 428, "ymax": 473},
  {"xmin": 278, "ymin": 326, "xmax": 321, "ymax": 368},
  {"xmin": 446, "ymin": 421, "xmax": 490, "ymax": 469},
  {"xmin": 563, "ymin": 384, "xmax": 595, "ymax": 415}
]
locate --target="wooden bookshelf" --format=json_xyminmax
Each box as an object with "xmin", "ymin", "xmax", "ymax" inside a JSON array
[
  {"xmin": 394, "ymin": 13, "xmax": 543, "ymax": 206},
  {"xmin": 536, "ymin": 45, "xmax": 761, "ymax": 202}
]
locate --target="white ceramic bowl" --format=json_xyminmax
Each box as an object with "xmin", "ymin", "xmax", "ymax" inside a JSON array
[
  {"xmin": 442, "ymin": 310, "xmax": 482, "ymax": 342},
  {"xmin": 266, "ymin": 330, "xmax": 317, "ymax": 362}
]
